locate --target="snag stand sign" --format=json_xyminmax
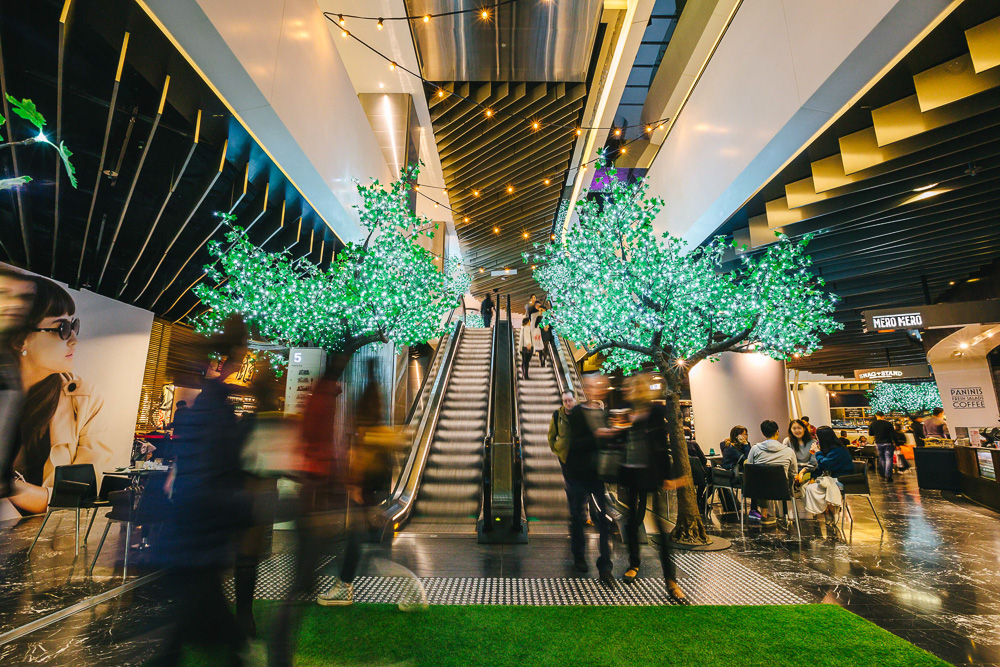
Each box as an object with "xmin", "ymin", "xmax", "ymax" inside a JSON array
[{"xmin": 854, "ymin": 364, "xmax": 931, "ymax": 381}]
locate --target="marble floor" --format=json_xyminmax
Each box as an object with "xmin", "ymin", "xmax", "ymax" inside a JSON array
[{"xmin": 0, "ymin": 469, "xmax": 998, "ymax": 665}]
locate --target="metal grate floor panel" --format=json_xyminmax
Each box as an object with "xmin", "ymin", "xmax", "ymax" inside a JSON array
[{"xmin": 225, "ymin": 551, "xmax": 804, "ymax": 606}]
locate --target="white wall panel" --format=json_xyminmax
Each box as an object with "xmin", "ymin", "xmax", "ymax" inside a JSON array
[
  {"xmin": 141, "ymin": 0, "xmax": 391, "ymax": 243},
  {"xmin": 645, "ymin": 0, "xmax": 953, "ymax": 245},
  {"xmin": 688, "ymin": 353, "xmax": 790, "ymax": 453}
]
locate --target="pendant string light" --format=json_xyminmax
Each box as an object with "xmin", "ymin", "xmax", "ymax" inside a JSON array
[
  {"xmin": 325, "ymin": 0, "xmax": 519, "ymax": 26},
  {"xmin": 324, "ymin": 11, "xmax": 668, "ymax": 135}
]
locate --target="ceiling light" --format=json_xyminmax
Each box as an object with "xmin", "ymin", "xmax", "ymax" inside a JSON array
[
  {"xmin": 657, "ymin": 123, "xmax": 664, "ymax": 130},
  {"xmin": 378, "ymin": 82, "xmax": 384, "ymax": 89},
  {"xmin": 377, "ymin": 18, "xmax": 384, "ymax": 30},
  {"xmin": 504, "ymin": 267, "xmax": 510, "ymax": 273},
  {"xmin": 531, "ymin": 264, "xmax": 536, "ymax": 270},
  {"xmin": 575, "ymin": 128, "xmax": 582, "ymax": 136},
  {"xmin": 464, "ymin": 217, "xmax": 470, "ymax": 223},
  {"xmin": 614, "ymin": 128, "xmax": 621, "ymax": 137},
  {"xmin": 423, "ymin": 14, "xmax": 431, "ymax": 23},
  {"xmin": 959, "ymin": 342, "xmax": 970, "ymax": 350},
  {"xmin": 485, "ymin": 109, "xmax": 493, "ymax": 118},
  {"xmin": 438, "ymin": 89, "xmax": 446, "ymax": 98},
  {"xmin": 433, "ymin": 202, "xmax": 438, "ymax": 208},
  {"xmin": 479, "ymin": 267, "xmax": 484, "ymax": 273},
  {"xmin": 473, "ymin": 190, "xmax": 480, "ymax": 197},
  {"xmin": 523, "ymin": 232, "xmax": 529, "ymax": 239},
  {"xmin": 645, "ymin": 126, "xmax": 652, "ymax": 133},
  {"xmin": 949, "ymin": 281, "xmax": 955, "ymax": 285},
  {"xmin": 544, "ymin": 179, "xmax": 550, "ymax": 185},
  {"xmin": 481, "ymin": 9, "xmax": 489, "ymax": 20},
  {"xmin": 620, "ymin": 147, "xmax": 626, "ymax": 154},
  {"xmin": 389, "ymin": 61, "xmax": 396, "ymax": 71},
  {"xmin": 338, "ymin": 14, "xmax": 345, "ymax": 26},
  {"xmin": 550, "ymin": 234, "xmax": 556, "ymax": 240},
  {"xmin": 341, "ymin": 29, "xmax": 349, "ymax": 37},
  {"xmin": 532, "ymin": 121, "xmax": 540, "ymax": 130},
  {"xmin": 507, "ymin": 185, "xmax": 514, "ymax": 193},
  {"xmin": 494, "ymin": 227, "xmax": 500, "ymax": 234},
  {"xmin": 913, "ymin": 182, "xmax": 939, "ymax": 192}
]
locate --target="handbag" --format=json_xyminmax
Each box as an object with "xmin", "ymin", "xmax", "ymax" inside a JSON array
[{"xmin": 597, "ymin": 447, "xmax": 624, "ymax": 482}]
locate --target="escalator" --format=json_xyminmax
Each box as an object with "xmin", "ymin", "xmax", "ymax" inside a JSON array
[
  {"xmin": 518, "ymin": 348, "xmax": 571, "ymax": 531},
  {"xmin": 407, "ymin": 327, "xmax": 492, "ymax": 531}
]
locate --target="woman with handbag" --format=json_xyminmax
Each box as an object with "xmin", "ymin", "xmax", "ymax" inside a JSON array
[
  {"xmin": 619, "ymin": 373, "xmax": 689, "ymax": 604},
  {"xmin": 519, "ymin": 317, "xmax": 534, "ymax": 379}
]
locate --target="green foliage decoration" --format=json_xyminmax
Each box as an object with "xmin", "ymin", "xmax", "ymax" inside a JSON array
[{"xmin": 867, "ymin": 381, "xmax": 941, "ymax": 416}]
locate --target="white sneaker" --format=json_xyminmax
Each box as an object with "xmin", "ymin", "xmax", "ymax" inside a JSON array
[{"xmin": 317, "ymin": 580, "xmax": 354, "ymax": 606}]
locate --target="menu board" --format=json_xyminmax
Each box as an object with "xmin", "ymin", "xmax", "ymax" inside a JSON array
[
  {"xmin": 843, "ymin": 408, "xmax": 867, "ymax": 420},
  {"xmin": 977, "ymin": 450, "xmax": 996, "ymax": 481},
  {"xmin": 284, "ymin": 348, "xmax": 327, "ymax": 415}
]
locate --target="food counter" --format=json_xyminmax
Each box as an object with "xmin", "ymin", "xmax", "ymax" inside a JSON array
[{"xmin": 954, "ymin": 445, "xmax": 1000, "ymax": 512}]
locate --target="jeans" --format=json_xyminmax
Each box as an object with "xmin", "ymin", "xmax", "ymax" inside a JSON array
[
  {"xmin": 483, "ymin": 311, "xmax": 492, "ymax": 327},
  {"xmin": 566, "ymin": 477, "xmax": 612, "ymax": 572},
  {"xmin": 876, "ymin": 443, "xmax": 896, "ymax": 480},
  {"xmin": 623, "ymin": 485, "xmax": 676, "ymax": 581}
]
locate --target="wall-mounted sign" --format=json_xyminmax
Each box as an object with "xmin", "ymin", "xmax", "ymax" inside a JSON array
[
  {"xmin": 950, "ymin": 386, "xmax": 986, "ymax": 410},
  {"xmin": 284, "ymin": 348, "xmax": 327, "ymax": 416},
  {"xmin": 864, "ymin": 300, "xmax": 1000, "ymax": 332},
  {"xmin": 854, "ymin": 364, "xmax": 931, "ymax": 381}
]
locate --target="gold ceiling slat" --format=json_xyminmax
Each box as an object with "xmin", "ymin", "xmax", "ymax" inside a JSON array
[
  {"xmin": 811, "ymin": 153, "xmax": 864, "ymax": 193},
  {"xmin": 839, "ymin": 126, "xmax": 889, "ymax": 174},
  {"xmin": 764, "ymin": 197, "xmax": 808, "ymax": 229},
  {"xmin": 871, "ymin": 93, "xmax": 984, "ymax": 146},
  {"xmin": 965, "ymin": 16, "xmax": 1000, "ymax": 74},
  {"xmin": 913, "ymin": 52, "xmax": 1000, "ymax": 112},
  {"xmin": 748, "ymin": 214, "xmax": 778, "ymax": 247},
  {"xmin": 785, "ymin": 176, "xmax": 834, "ymax": 209}
]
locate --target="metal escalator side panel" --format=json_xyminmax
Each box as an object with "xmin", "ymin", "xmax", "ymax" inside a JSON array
[{"xmin": 383, "ymin": 322, "xmax": 466, "ymax": 531}]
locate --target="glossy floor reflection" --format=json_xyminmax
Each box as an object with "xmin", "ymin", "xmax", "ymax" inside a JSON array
[{"xmin": 0, "ymin": 468, "xmax": 998, "ymax": 665}]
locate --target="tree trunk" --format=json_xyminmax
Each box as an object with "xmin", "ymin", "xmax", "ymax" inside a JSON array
[{"xmin": 657, "ymin": 362, "xmax": 710, "ymax": 546}]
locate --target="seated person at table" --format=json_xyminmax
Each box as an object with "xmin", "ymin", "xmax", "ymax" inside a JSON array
[
  {"xmin": 851, "ymin": 435, "xmax": 868, "ymax": 447},
  {"xmin": 797, "ymin": 426, "xmax": 853, "ymax": 524},
  {"xmin": 838, "ymin": 430, "xmax": 852, "ymax": 448},
  {"xmin": 720, "ymin": 425, "xmax": 750, "ymax": 470},
  {"xmin": 746, "ymin": 420, "xmax": 797, "ymax": 526},
  {"xmin": 782, "ymin": 419, "xmax": 817, "ymax": 471}
]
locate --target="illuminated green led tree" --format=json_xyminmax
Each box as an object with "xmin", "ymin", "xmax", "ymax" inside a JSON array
[
  {"xmin": 867, "ymin": 381, "xmax": 941, "ymax": 417},
  {"xmin": 0, "ymin": 94, "xmax": 77, "ymax": 190},
  {"xmin": 531, "ymin": 161, "xmax": 841, "ymax": 545},
  {"xmin": 194, "ymin": 164, "xmax": 456, "ymax": 366}
]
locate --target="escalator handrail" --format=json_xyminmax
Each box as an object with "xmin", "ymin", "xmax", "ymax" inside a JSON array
[
  {"xmin": 383, "ymin": 321, "xmax": 466, "ymax": 531},
  {"xmin": 403, "ymin": 306, "xmax": 458, "ymax": 425},
  {"xmin": 481, "ymin": 312, "xmax": 499, "ymax": 528},
  {"xmin": 508, "ymin": 295, "xmax": 524, "ymax": 531}
]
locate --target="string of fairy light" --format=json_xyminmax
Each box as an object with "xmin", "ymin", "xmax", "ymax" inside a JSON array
[{"xmin": 325, "ymin": 4, "xmax": 669, "ymax": 267}]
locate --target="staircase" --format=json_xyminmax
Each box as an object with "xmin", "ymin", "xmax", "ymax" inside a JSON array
[
  {"xmin": 517, "ymin": 347, "xmax": 570, "ymax": 529},
  {"xmin": 409, "ymin": 327, "xmax": 492, "ymax": 531}
]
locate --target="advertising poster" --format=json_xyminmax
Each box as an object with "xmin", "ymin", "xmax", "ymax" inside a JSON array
[{"xmin": 1, "ymin": 263, "xmax": 153, "ymax": 518}]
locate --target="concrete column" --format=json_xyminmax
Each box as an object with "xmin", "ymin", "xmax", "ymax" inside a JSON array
[{"xmin": 688, "ymin": 352, "xmax": 790, "ymax": 453}]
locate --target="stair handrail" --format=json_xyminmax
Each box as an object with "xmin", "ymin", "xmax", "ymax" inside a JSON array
[
  {"xmin": 508, "ymin": 294, "xmax": 525, "ymax": 534},
  {"xmin": 381, "ymin": 321, "xmax": 466, "ymax": 536}
]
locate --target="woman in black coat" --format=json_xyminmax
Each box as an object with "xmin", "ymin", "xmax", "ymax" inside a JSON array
[{"xmin": 619, "ymin": 373, "xmax": 689, "ymax": 603}]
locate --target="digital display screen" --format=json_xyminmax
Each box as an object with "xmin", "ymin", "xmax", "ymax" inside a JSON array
[{"xmin": 977, "ymin": 450, "xmax": 996, "ymax": 481}]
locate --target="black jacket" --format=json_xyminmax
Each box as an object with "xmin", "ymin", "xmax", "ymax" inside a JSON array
[
  {"xmin": 720, "ymin": 441, "xmax": 749, "ymax": 470},
  {"xmin": 565, "ymin": 404, "xmax": 605, "ymax": 483},
  {"xmin": 868, "ymin": 418, "xmax": 895, "ymax": 445}
]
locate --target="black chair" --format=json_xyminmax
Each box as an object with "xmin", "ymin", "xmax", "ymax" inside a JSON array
[
  {"xmin": 28, "ymin": 464, "xmax": 98, "ymax": 556},
  {"xmin": 83, "ymin": 474, "xmax": 131, "ymax": 543},
  {"xmin": 859, "ymin": 445, "xmax": 878, "ymax": 470},
  {"xmin": 705, "ymin": 467, "xmax": 741, "ymax": 517},
  {"xmin": 89, "ymin": 489, "xmax": 135, "ymax": 577},
  {"xmin": 836, "ymin": 461, "xmax": 883, "ymax": 533},
  {"xmin": 740, "ymin": 463, "xmax": 801, "ymax": 540}
]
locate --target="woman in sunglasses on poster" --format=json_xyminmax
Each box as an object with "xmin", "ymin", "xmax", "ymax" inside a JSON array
[{"xmin": 7, "ymin": 277, "xmax": 109, "ymax": 515}]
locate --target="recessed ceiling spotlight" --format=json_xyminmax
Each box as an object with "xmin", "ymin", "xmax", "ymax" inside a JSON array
[{"xmin": 913, "ymin": 182, "xmax": 939, "ymax": 192}]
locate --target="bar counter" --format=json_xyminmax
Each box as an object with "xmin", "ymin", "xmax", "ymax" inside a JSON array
[{"xmin": 954, "ymin": 445, "xmax": 1000, "ymax": 512}]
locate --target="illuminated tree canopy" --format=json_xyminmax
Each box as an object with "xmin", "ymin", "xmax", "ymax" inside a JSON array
[
  {"xmin": 0, "ymin": 94, "xmax": 78, "ymax": 190},
  {"xmin": 867, "ymin": 382, "xmax": 941, "ymax": 416},
  {"xmin": 531, "ymin": 161, "xmax": 841, "ymax": 544},
  {"xmin": 193, "ymin": 164, "xmax": 465, "ymax": 358}
]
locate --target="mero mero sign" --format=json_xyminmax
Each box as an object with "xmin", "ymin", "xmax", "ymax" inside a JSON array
[{"xmin": 950, "ymin": 387, "xmax": 986, "ymax": 410}]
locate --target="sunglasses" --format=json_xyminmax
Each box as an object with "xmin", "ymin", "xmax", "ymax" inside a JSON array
[{"xmin": 34, "ymin": 318, "xmax": 81, "ymax": 341}]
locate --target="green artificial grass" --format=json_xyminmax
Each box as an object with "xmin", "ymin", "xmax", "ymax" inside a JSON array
[{"xmin": 198, "ymin": 603, "xmax": 947, "ymax": 667}]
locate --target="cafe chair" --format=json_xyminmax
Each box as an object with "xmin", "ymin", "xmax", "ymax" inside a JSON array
[
  {"xmin": 740, "ymin": 464, "xmax": 801, "ymax": 540},
  {"xmin": 859, "ymin": 445, "xmax": 879, "ymax": 471},
  {"xmin": 89, "ymin": 489, "xmax": 135, "ymax": 578},
  {"xmin": 705, "ymin": 467, "xmax": 741, "ymax": 517},
  {"xmin": 836, "ymin": 462, "xmax": 884, "ymax": 533},
  {"xmin": 28, "ymin": 464, "xmax": 98, "ymax": 557},
  {"xmin": 83, "ymin": 474, "xmax": 131, "ymax": 543}
]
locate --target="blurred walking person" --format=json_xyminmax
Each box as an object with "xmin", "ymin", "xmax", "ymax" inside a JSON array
[
  {"xmin": 0, "ymin": 266, "xmax": 34, "ymax": 511},
  {"xmin": 481, "ymin": 292, "xmax": 495, "ymax": 328},
  {"xmin": 619, "ymin": 373, "xmax": 689, "ymax": 603},
  {"xmin": 153, "ymin": 316, "xmax": 254, "ymax": 666}
]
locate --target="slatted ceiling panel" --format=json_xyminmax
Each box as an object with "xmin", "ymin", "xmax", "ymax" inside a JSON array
[
  {"xmin": 135, "ymin": 318, "xmax": 170, "ymax": 429},
  {"xmin": 429, "ymin": 81, "xmax": 587, "ymax": 305},
  {"xmin": 966, "ymin": 15, "xmax": 1000, "ymax": 73}
]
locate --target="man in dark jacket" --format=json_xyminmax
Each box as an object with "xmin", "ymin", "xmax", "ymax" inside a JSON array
[
  {"xmin": 565, "ymin": 374, "xmax": 614, "ymax": 584},
  {"xmin": 481, "ymin": 292, "xmax": 495, "ymax": 328},
  {"xmin": 910, "ymin": 416, "xmax": 925, "ymax": 447},
  {"xmin": 868, "ymin": 411, "xmax": 896, "ymax": 482}
]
